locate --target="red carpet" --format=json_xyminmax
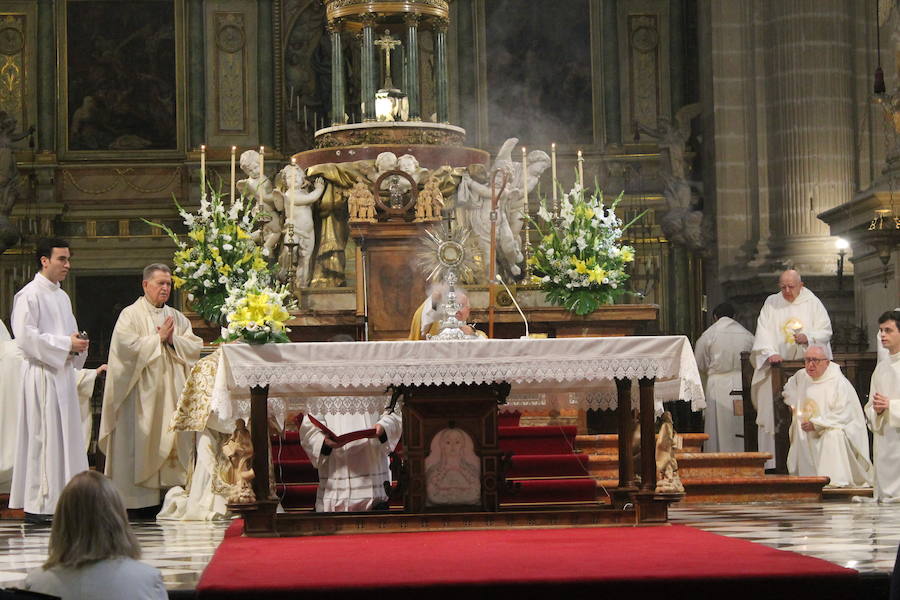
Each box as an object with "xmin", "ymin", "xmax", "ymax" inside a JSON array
[{"xmin": 197, "ymin": 521, "xmax": 857, "ymax": 600}]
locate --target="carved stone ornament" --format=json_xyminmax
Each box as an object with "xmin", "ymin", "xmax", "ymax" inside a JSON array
[{"xmin": 315, "ymin": 126, "xmax": 465, "ymax": 149}]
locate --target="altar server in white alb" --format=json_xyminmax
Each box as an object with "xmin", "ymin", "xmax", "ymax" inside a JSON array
[
  {"xmin": 99, "ymin": 264, "xmax": 202, "ymax": 510},
  {"xmin": 0, "ymin": 319, "xmax": 22, "ymax": 494},
  {"xmin": 865, "ymin": 310, "xmax": 900, "ymax": 502},
  {"xmin": 298, "ymin": 335, "xmax": 402, "ymax": 512},
  {"xmin": 694, "ymin": 302, "xmax": 754, "ymax": 453},
  {"xmin": 783, "ymin": 345, "xmax": 872, "ymax": 487},
  {"xmin": 877, "ymin": 307, "xmax": 900, "ymax": 364},
  {"xmin": 9, "ymin": 238, "xmax": 90, "ymax": 519},
  {"xmin": 750, "ymin": 270, "xmax": 832, "ymax": 469}
]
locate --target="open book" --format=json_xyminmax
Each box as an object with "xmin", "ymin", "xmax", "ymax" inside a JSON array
[{"xmin": 302, "ymin": 413, "xmax": 378, "ymax": 445}]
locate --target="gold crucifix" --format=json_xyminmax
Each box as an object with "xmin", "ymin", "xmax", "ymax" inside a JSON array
[{"xmin": 374, "ymin": 30, "xmax": 402, "ymax": 89}]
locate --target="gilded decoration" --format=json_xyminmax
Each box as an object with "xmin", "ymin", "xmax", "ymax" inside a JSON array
[
  {"xmin": 171, "ymin": 350, "xmax": 219, "ymax": 432},
  {"xmin": 324, "ymin": 0, "xmax": 448, "ymax": 23},
  {"xmin": 0, "ymin": 15, "xmax": 25, "ymax": 126},
  {"xmin": 61, "ymin": 167, "xmax": 183, "ymax": 197},
  {"xmin": 315, "ymin": 126, "xmax": 464, "ymax": 148},
  {"xmin": 215, "ymin": 12, "xmax": 247, "ymax": 133}
]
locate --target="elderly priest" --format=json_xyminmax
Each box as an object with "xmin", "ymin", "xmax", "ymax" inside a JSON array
[
  {"xmin": 750, "ymin": 269, "xmax": 832, "ymax": 470},
  {"xmin": 99, "ymin": 264, "xmax": 202, "ymax": 511},
  {"xmin": 783, "ymin": 345, "xmax": 872, "ymax": 487}
]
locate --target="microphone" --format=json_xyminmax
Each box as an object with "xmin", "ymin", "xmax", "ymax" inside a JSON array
[{"xmin": 494, "ymin": 274, "xmax": 529, "ymax": 339}]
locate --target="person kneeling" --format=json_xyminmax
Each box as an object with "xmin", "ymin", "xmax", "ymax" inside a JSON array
[{"xmin": 784, "ymin": 346, "xmax": 873, "ymax": 488}]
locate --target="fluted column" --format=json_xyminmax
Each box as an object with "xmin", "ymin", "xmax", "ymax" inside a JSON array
[
  {"xmin": 405, "ymin": 13, "xmax": 421, "ymax": 121},
  {"xmin": 434, "ymin": 17, "xmax": 449, "ymax": 123},
  {"xmin": 328, "ymin": 20, "xmax": 345, "ymax": 125},
  {"xmin": 361, "ymin": 13, "xmax": 376, "ymax": 121},
  {"xmin": 763, "ymin": 0, "xmax": 855, "ymax": 271}
]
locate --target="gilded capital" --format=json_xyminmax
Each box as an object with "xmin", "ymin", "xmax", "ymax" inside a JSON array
[
  {"xmin": 360, "ymin": 12, "xmax": 378, "ymax": 28},
  {"xmin": 404, "ymin": 12, "xmax": 421, "ymax": 27},
  {"xmin": 432, "ymin": 17, "xmax": 449, "ymax": 33},
  {"xmin": 326, "ymin": 19, "xmax": 344, "ymax": 34}
]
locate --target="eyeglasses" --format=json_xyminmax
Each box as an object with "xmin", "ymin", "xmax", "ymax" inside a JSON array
[{"xmin": 803, "ymin": 358, "xmax": 828, "ymax": 364}]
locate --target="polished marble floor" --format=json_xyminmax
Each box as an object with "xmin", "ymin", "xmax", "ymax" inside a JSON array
[{"xmin": 0, "ymin": 502, "xmax": 898, "ymax": 593}]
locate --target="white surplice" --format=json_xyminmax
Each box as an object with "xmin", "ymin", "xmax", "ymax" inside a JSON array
[
  {"xmin": 694, "ymin": 317, "xmax": 754, "ymax": 453},
  {"xmin": 750, "ymin": 287, "xmax": 832, "ymax": 469},
  {"xmin": 865, "ymin": 351, "xmax": 900, "ymax": 502},
  {"xmin": 99, "ymin": 297, "xmax": 201, "ymax": 509},
  {"xmin": 783, "ymin": 362, "xmax": 872, "ymax": 487},
  {"xmin": 0, "ymin": 320, "xmax": 22, "ymax": 494},
  {"xmin": 299, "ymin": 404, "xmax": 402, "ymax": 512},
  {"xmin": 9, "ymin": 273, "xmax": 87, "ymax": 514}
]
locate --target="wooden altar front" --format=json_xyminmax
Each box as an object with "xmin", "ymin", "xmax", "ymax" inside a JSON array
[{"xmin": 216, "ymin": 336, "xmax": 703, "ymax": 537}]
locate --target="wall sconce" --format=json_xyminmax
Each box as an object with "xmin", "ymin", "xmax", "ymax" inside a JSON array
[
  {"xmin": 835, "ymin": 237, "xmax": 849, "ymax": 290},
  {"xmin": 867, "ymin": 209, "xmax": 900, "ymax": 287}
]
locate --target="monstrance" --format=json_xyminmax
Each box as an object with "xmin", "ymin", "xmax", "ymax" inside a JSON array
[{"xmin": 418, "ymin": 224, "xmax": 481, "ymax": 340}]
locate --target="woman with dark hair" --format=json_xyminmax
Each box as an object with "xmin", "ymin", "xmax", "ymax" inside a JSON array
[{"xmin": 23, "ymin": 470, "xmax": 166, "ymax": 599}]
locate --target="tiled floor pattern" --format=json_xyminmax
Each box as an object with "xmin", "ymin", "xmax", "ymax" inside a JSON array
[{"xmin": 0, "ymin": 502, "xmax": 898, "ymax": 592}]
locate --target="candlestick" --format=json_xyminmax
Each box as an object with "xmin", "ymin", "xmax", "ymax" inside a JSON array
[
  {"xmin": 577, "ymin": 149, "xmax": 584, "ymax": 187},
  {"xmin": 551, "ymin": 143, "xmax": 558, "ymax": 207},
  {"xmin": 200, "ymin": 144, "xmax": 206, "ymax": 200},
  {"xmin": 230, "ymin": 146, "xmax": 236, "ymax": 203}
]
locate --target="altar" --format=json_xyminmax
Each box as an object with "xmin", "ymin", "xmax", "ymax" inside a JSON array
[{"xmin": 217, "ymin": 335, "xmax": 704, "ymax": 536}]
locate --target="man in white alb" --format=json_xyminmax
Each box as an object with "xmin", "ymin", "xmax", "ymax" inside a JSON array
[
  {"xmin": 864, "ymin": 310, "xmax": 900, "ymax": 502},
  {"xmin": 750, "ymin": 270, "xmax": 832, "ymax": 470},
  {"xmin": 9, "ymin": 238, "xmax": 89, "ymax": 521},
  {"xmin": 694, "ymin": 302, "xmax": 754, "ymax": 453},
  {"xmin": 99, "ymin": 264, "xmax": 202, "ymax": 511},
  {"xmin": 783, "ymin": 345, "xmax": 872, "ymax": 487}
]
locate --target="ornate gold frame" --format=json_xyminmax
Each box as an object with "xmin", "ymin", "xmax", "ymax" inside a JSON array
[{"xmin": 56, "ymin": 0, "xmax": 188, "ymax": 161}]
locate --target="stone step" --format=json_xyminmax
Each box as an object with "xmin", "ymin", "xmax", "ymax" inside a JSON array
[
  {"xmin": 592, "ymin": 475, "xmax": 828, "ymax": 504},
  {"xmin": 575, "ymin": 433, "xmax": 708, "ymax": 455},
  {"xmin": 585, "ymin": 452, "xmax": 770, "ymax": 480}
]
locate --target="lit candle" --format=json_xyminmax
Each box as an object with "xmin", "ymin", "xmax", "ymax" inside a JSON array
[
  {"xmin": 288, "ymin": 157, "xmax": 297, "ymax": 221},
  {"xmin": 577, "ymin": 149, "xmax": 584, "ymax": 187},
  {"xmin": 259, "ymin": 145, "xmax": 265, "ymax": 182},
  {"xmin": 521, "ymin": 146, "xmax": 528, "ymax": 209},
  {"xmin": 200, "ymin": 144, "xmax": 206, "ymax": 200},
  {"xmin": 303, "ymin": 105, "xmax": 308, "ymax": 129},
  {"xmin": 230, "ymin": 146, "xmax": 236, "ymax": 203},
  {"xmin": 550, "ymin": 143, "xmax": 557, "ymax": 202}
]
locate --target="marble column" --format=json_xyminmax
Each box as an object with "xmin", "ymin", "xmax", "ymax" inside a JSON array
[
  {"xmin": 361, "ymin": 13, "xmax": 376, "ymax": 122},
  {"xmin": 329, "ymin": 20, "xmax": 345, "ymax": 125},
  {"xmin": 405, "ymin": 13, "xmax": 421, "ymax": 121},
  {"xmin": 761, "ymin": 0, "xmax": 856, "ymax": 272},
  {"xmin": 434, "ymin": 17, "xmax": 449, "ymax": 123}
]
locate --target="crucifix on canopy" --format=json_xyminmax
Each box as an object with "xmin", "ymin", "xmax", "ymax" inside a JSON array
[{"xmin": 374, "ymin": 30, "xmax": 402, "ymax": 89}]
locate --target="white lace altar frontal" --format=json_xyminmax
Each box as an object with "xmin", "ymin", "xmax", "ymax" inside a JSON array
[{"xmin": 212, "ymin": 336, "xmax": 705, "ymax": 417}]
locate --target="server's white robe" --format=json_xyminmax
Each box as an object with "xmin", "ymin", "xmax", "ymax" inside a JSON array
[
  {"xmin": 99, "ymin": 297, "xmax": 201, "ymax": 509},
  {"xmin": 694, "ymin": 317, "xmax": 754, "ymax": 453},
  {"xmin": 865, "ymin": 351, "xmax": 900, "ymax": 502},
  {"xmin": 9, "ymin": 273, "xmax": 87, "ymax": 514},
  {"xmin": 299, "ymin": 405, "xmax": 402, "ymax": 512},
  {"xmin": 750, "ymin": 287, "xmax": 832, "ymax": 469},
  {"xmin": 783, "ymin": 362, "xmax": 872, "ymax": 487}
]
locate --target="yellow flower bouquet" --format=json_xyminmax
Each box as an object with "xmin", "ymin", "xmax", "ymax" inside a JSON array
[
  {"xmin": 221, "ymin": 272, "xmax": 293, "ymax": 344},
  {"xmin": 529, "ymin": 186, "xmax": 644, "ymax": 316}
]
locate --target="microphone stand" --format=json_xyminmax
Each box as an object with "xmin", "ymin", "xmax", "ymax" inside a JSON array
[{"xmin": 488, "ymin": 169, "xmax": 509, "ymax": 339}]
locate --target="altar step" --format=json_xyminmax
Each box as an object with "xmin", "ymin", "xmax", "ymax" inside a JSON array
[{"xmin": 575, "ymin": 432, "xmax": 707, "ymax": 454}]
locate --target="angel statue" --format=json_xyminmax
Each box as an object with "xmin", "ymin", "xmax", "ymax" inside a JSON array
[
  {"xmin": 0, "ymin": 111, "xmax": 34, "ymax": 255},
  {"xmin": 276, "ymin": 164, "xmax": 325, "ymax": 289},
  {"xmin": 237, "ymin": 150, "xmax": 283, "ymax": 259}
]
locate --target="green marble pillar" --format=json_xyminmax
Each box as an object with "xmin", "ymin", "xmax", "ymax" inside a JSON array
[
  {"xmin": 329, "ymin": 21, "xmax": 345, "ymax": 125},
  {"xmin": 361, "ymin": 14, "xmax": 376, "ymax": 121},
  {"xmin": 187, "ymin": 0, "xmax": 205, "ymax": 150},
  {"xmin": 601, "ymin": 0, "xmax": 620, "ymax": 144},
  {"xmin": 434, "ymin": 18, "xmax": 449, "ymax": 123},
  {"xmin": 257, "ymin": 0, "xmax": 275, "ymax": 147},
  {"xmin": 37, "ymin": 0, "xmax": 55, "ymax": 152},
  {"xmin": 405, "ymin": 14, "xmax": 420, "ymax": 121}
]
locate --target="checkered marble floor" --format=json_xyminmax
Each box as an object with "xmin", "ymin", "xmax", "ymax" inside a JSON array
[
  {"xmin": 1, "ymin": 503, "xmax": 898, "ymax": 593},
  {"xmin": 670, "ymin": 502, "xmax": 900, "ymax": 574},
  {"xmin": 0, "ymin": 518, "xmax": 231, "ymax": 591}
]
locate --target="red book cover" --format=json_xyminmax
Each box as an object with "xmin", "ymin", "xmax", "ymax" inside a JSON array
[{"xmin": 304, "ymin": 414, "xmax": 377, "ymax": 445}]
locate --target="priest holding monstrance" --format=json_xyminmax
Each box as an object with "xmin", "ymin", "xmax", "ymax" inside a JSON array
[{"xmin": 750, "ymin": 270, "xmax": 832, "ymax": 470}]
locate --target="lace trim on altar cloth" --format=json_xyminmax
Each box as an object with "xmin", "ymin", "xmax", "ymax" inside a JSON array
[
  {"xmin": 286, "ymin": 396, "xmax": 396, "ymax": 416},
  {"xmin": 501, "ymin": 378, "xmax": 704, "ymax": 414}
]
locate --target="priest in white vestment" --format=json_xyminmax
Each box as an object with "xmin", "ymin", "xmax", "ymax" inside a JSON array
[
  {"xmin": 9, "ymin": 239, "xmax": 90, "ymax": 518},
  {"xmin": 409, "ymin": 288, "xmax": 486, "ymax": 339},
  {"xmin": 784, "ymin": 345, "xmax": 872, "ymax": 487},
  {"xmin": 750, "ymin": 270, "xmax": 832, "ymax": 470},
  {"xmin": 864, "ymin": 310, "xmax": 900, "ymax": 502},
  {"xmin": 99, "ymin": 264, "xmax": 202, "ymax": 510},
  {"xmin": 694, "ymin": 302, "xmax": 754, "ymax": 453}
]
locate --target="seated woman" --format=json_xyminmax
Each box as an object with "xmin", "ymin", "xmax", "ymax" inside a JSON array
[{"xmin": 23, "ymin": 471, "xmax": 166, "ymax": 600}]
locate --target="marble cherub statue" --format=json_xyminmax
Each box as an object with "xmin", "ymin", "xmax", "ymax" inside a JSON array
[
  {"xmin": 415, "ymin": 176, "xmax": 444, "ymax": 222},
  {"xmin": 655, "ymin": 411, "xmax": 684, "ymax": 494},
  {"xmin": 348, "ymin": 180, "xmax": 377, "ymax": 222},
  {"xmin": 276, "ymin": 164, "xmax": 325, "ymax": 288},
  {"xmin": 237, "ymin": 149, "xmax": 282, "ymax": 258},
  {"xmin": 220, "ymin": 418, "xmax": 256, "ymax": 504}
]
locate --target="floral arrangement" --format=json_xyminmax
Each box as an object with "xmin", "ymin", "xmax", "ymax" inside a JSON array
[
  {"xmin": 528, "ymin": 185, "xmax": 643, "ymax": 316},
  {"xmin": 146, "ymin": 190, "xmax": 272, "ymax": 325},
  {"xmin": 221, "ymin": 273, "xmax": 292, "ymax": 344}
]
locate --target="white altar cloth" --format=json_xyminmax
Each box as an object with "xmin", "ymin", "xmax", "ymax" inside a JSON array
[{"xmin": 214, "ymin": 336, "xmax": 705, "ymax": 418}]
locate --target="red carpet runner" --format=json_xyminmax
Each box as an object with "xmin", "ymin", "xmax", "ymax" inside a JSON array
[{"xmin": 197, "ymin": 521, "xmax": 857, "ymax": 600}]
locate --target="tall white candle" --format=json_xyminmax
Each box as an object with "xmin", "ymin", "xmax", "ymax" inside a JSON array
[
  {"xmin": 230, "ymin": 146, "xmax": 236, "ymax": 203},
  {"xmin": 521, "ymin": 146, "xmax": 528, "ymax": 210},
  {"xmin": 288, "ymin": 157, "xmax": 297, "ymax": 221},
  {"xmin": 577, "ymin": 149, "xmax": 584, "ymax": 187},
  {"xmin": 550, "ymin": 143, "xmax": 557, "ymax": 202},
  {"xmin": 259, "ymin": 145, "xmax": 265, "ymax": 182},
  {"xmin": 200, "ymin": 144, "xmax": 206, "ymax": 200}
]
